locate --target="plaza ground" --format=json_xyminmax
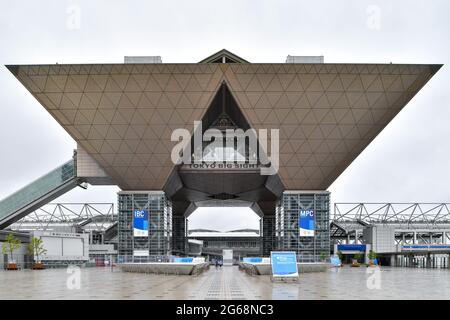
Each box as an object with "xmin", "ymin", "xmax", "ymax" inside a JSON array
[{"xmin": 0, "ymin": 266, "xmax": 449, "ymax": 300}]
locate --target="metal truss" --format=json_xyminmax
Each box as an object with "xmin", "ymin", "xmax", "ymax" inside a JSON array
[
  {"xmin": 9, "ymin": 203, "xmax": 116, "ymax": 232},
  {"xmin": 334, "ymin": 203, "xmax": 450, "ymax": 228},
  {"xmin": 332, "ymin": 203, "xmax": 450, "ymax": 244}
]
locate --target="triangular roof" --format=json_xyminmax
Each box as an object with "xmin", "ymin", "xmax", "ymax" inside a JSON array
[
  {"xmin": 6, "ymin": 60, "xmax": 442, "ymax": 191},
  {"xmin": 199, "ymin": 49, "xmax": 249, "ymax": 63}
]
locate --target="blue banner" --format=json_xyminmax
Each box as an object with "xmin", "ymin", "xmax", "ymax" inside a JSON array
[
  {"xmin": 337, "ymin": 244, "xmax": 366, "ymax": 251},
  {"xmin": 133, "ymin": 209, "xmax": 149, "ymax": 237},
  {"xmin": 330, "ymin": 255, "xmax": 341, "ymax": 267},
  {"xmin": 243, "ymin": 257, "xmax": 263, "ymax": 263},
  {"xmin": 402, "ymin": 245, "xmax": 450, "ymax": 250},
  {"xmin": 299, "ymin": 209, "xmax": 315, "ymax": 237},
  {"xmin": 174, "ymin": 257, "xmax": 194, "ymax": 263},
  {"xmin": 270, "ymin": 252, "xmax": 298, "ymax": 276}
]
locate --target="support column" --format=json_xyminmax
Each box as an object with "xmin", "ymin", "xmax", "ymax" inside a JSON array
[
  {"xmin": 364, "ymin": 244, "xmax": 370, "ymax": 264},
  {"xmin": 118, "ymin": 191, "xmax": 171, "ymax": 259},
  {"xmin": 262, "ymin": 216, "xmax": 276, "ymax": 256},
  {"xmin": 172, "ymin": 216, "xmax": 187, "ymax": 255},
  {"xmin": 276, "ymin": 191, "xmax": 330, "ymax": 262},
  {"xmin": 426, "ymin": 253, "xmax": 431, "ymax": 268},
  {"xmin": 390, "ymin": 255, "xmax": 396, "ymax": 267}
]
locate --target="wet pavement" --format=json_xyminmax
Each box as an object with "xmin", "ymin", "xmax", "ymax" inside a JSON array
[{"xmin": 0, "ymin": 265, "xmax": 449, "ymax": 299}]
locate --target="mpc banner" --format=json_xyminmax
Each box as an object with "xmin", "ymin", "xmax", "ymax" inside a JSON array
[
  {"xmin": 299, "ymin": 209, "xmax": 315, "ymax": 237},
  {"xmin": 133, "ymin": 209, "xmax": 149, "ymax": 237}
]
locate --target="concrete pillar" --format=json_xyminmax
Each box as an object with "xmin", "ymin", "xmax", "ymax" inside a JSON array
[
  {"xmin": 262, "ymin": 216, "xmax": 276, "ymax": 256},
  {"xmin": 443, "ymin": 232, "xmax": 446, "ymax": 244},
  {"xmin": 390, "ymin": 255, "xmax": 396, "ymax": 267},
  {"xmin": 402, "ymin": 233, "xmax": 405, "ymax": 245},
  {"xmin": 413, "ymin": 231, "xmax": 417, "ymax": 244},
  {"xmin": 426, "ymin": 254, "xmax": 431, "ymax": 268},
  {"xmin": 172, "ymin": 216, "xmax": 187, "ymax": 255},
  {"xmin": 364, "ymin": 244, "xmax": 370, "ymax": 264}
]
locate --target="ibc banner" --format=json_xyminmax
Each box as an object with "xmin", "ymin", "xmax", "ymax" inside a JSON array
[
  {"xmin": 133, "ymin": 209, "xmax": 149, "ymax": 237},
  {"xmin": 299, "ymin": 209, "xmax": 315, "ymax": 237}
]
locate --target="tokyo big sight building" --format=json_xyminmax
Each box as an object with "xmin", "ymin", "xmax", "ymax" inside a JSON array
[{"xmin": 0, "ymin": 50, "xmax": 441, "ymax": 261}]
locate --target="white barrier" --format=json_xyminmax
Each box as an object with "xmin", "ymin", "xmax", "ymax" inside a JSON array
[{"xmin": 240, "ymin": 262, "xmax": 329, "ymax": 275}]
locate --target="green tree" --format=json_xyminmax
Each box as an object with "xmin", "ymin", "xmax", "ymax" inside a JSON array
[
  {"xmin": 319, "ymin": 251, "xmax": 328, "ymax": 262},
  {"xmin": 368, "ymin": 250, "xmax": 377, "ymax": 260},
  {"xmin": 337, "ymin": 250, "xmax": 343, "ymax": 260},
  {"xmin": 1, "ymin": 234, "xmax": 21, "ymax": 263},
  {"xmin": 353, "ymin": 252, "xmax": 363, "ymax": 262},
  {"xmin": 27, "ymin": 237, "xmax": 47, "ymax": 262}
]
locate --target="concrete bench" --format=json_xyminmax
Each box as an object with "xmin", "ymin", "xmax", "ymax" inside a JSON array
[{"xmin": 118, "ymin": 262, "xmax": 210, "ymax": 275}]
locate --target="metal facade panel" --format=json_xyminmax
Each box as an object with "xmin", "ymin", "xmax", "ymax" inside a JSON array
[{"xmin": 7, "ymin": 62, "xmax": 441, "ymax": 190}]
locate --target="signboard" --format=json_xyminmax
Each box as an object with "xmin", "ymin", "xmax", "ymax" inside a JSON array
[
  {"xmin": 193, "ymin": 257, "xmax": 205, "ymax": 263},
  {"xmin": 299, "ymin": 209, "xmax": 315, "ymax": 237},
  {"xmin": 270, "ymin": 251, "xmax": 298, "ymax": 277},
  {"xmin": 133, "ymin": 250, "xmax": 149, "ymax": 257},
  {"xmin": 133, "ymin": 209, "xmax": 149, "ymax": 237},
  {"xmin": 337, "ymin": 244, "xmax": 366, "ymax": 252},
  {"xmin": 330, "ymin": 255, "xmax": 342, "ymax": 267},
  {"xmin": 402, "ymin": 245, "xmax": 450, "ymax": 250},
  {"xmin": 223, "ymin": 249, "xmax": 233, "ymax": 266}
]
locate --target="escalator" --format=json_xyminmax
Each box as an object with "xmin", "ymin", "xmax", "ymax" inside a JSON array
[
  {"xmin": 0, "ymin": 158, "xmax": 83, "ymax": 229},
  {"xmin": 103, "ymin": 222, "xmax": 118, "ymax": 242}
]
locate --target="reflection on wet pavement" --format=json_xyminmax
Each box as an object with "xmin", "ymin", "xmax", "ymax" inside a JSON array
[{"xmin": 0, "ymin": 266, "xmax": 449, "ymax": 299}]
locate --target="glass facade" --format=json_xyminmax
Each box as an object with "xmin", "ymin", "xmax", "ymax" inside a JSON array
[
  {"xmin": 262, "ymin": 216, "xmax": 276, "ymax": 256},
  {"xmin": 276, "ymin": 191, "xmax": 330, "ymax": 262},
  {"xmin": 0, "ymin": 159, "xmax": 76, "ymax": 222},
  {"xmin": 116, "ymin": 190, "xmax": 330, "ymax": 262},
  {"xmin": 118, "ymin": 192, "xmax": 172, "ymax": 259},
  {"xmin": 172, "ymin": 216, "xmax": 187, "ymax": 254}
]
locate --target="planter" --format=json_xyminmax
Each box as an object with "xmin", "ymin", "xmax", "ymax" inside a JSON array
[
  {"xmin": 6, "ymin": 263, "xmax": 18, "ymax": 270},
  {"xmin": 32, "ymin": 262, "xmax": 45, "ymax": 270},
  {"xmin": 368, "ymin": 259, "xmax": 378, "ymax": 267},
  {"xmin": 351, "ymin": 259, "xmax": 360, "ymax": 267}
]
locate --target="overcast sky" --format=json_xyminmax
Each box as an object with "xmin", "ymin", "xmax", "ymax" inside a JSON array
[{"xmin": 0, "ymin": 0, "xmax": 449, "ymax": 231}]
